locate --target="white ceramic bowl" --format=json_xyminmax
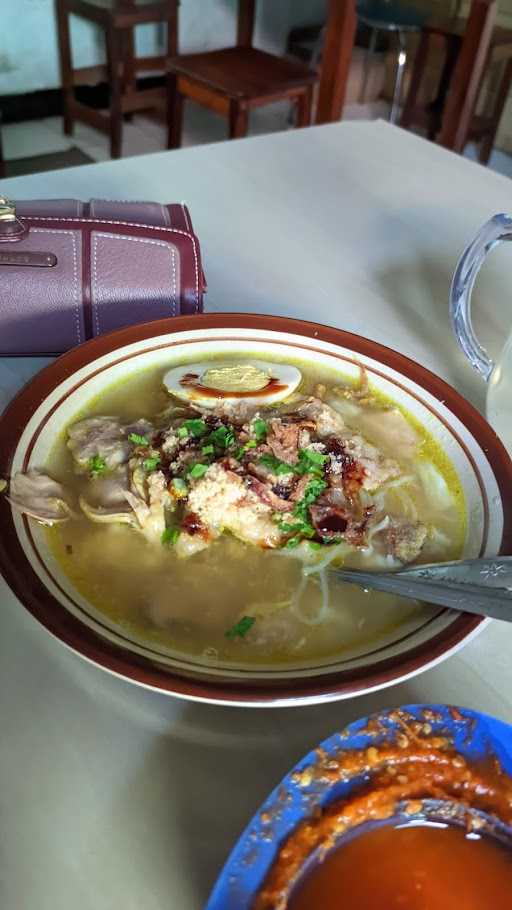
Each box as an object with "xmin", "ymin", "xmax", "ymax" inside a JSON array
[{"xmin": 1, "ymin": 314, "xmax": 511, "ymax": 706}]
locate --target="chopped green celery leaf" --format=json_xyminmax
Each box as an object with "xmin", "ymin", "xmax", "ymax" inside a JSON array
[
  {"xmin": 201, "ymin": 444, "xmax": 215, "ymax": 455},
  {"xmin": 295, "ymin": 449, "xmax": 328, "ymax": 476},
  {"xmin": 278, "ymin": 520, "xmax": 303, "ymax": 533},
  {"xmin": 209, "ymin": 424, "xmax": 235, "ymax": 448},
  {"xmin": 225, "ymin": 615, "xmax": 255, "ymax": 640},
  {"xmin": 252, "ymin": 418, "xmax": 268, "ymax": 441},
  {"xmin": 88, "ymin": 455, "xmax": 107, "ymax": 476},
  {"xmin": 287, "ymin": 477, "xmax": 326, "ymax": 536},
  {"xmin": 161, "ymin": 527, "xmax": 180, "ymax": 545},
  {"xmin": 210, "ymin": 424, "xmax": 228, "ymax": 438},
  {"xmin": 285, "ymin": 536, "xmax": 302, "ymax": 549},
  {"xmin": 301, "ymin": 478, "xmax": 327, "ymax": 505},
  {"xmin": 128, "ymin": 432, "xmax": 149, "ymax": 446},
  {"xmin": 177, "ymin": 426, "xmax": 189, "ymax": 439},
  {"xmin": 308, "ymin": 541, "xmax": 322, "ymax": 551},
  {"xmin": 259, "ymin": 454, "xmax": 292, "ymax": 475},
  {"xmin": 300, "ymin": 448, "xmax": 328, "ymax": 466},
  {"xmin": 233, "ymin": 440, "xmax": 257, "ymax": 458},
  {"xmin": 184, "ymin": 418, "xmax": 208, "ymax": 438},
  {"xmin": 279, "ymin": 518, "xmax": 316, "ymax": 539},
  {"xmin": 189, "ymin": 463, "xmax": 209, "ymax": 479},
  {"xmin": 143, "ymin": 455, "xmax": 161, "ymax": 472}
]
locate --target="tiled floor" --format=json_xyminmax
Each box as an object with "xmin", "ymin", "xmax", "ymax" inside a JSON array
[
  {"xmin": 3, "ymin": 101, "xmax": 512, "ymax": 179},
  {"xmin": 2, "ymin": 101, "xmax": 298, "ymax": 165}
]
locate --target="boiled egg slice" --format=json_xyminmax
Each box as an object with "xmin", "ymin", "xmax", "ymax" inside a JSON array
[{"xmin": 163, "ymin": 360, "xmax": 302, "ymax": 408}]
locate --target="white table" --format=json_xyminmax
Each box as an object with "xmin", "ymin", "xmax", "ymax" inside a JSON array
[{"xmin": 1, "ymin": 121, "xmax": 512, "ymax": 910}]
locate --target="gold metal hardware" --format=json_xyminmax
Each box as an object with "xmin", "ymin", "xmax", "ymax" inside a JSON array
[{"xmin": 0, "ymin": 197, "xmax": 16, "ymax": 222}]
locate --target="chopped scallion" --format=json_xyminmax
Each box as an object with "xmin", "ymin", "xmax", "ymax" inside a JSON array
[
  {"xmin": 161, "ymin": 527, "xmax": 180, "ymax": 546},
  {"xmin": 88, "ymin": 455, "xmax": 107, "ymax": 476},
  {"xmin": 188, "ymin": 463, "xmax": 209, "ymax": 480},
  {"xmin": 225, "ymin": 616, "xmax": 255, "ymax": 639},
  {"xmin": 184, "ymin": 418, "xmax": 208, "ymax": 438},
  {"xmin": 143, "ymin": 455, "xmax": 161, "ymax": 472},
  {"xmin": 252, "ymin": 418, "xmax": 268, "ymax": 442},
  {"xmin": 128, "ymin": 432, "xmax": 149, "ymax": 446}
]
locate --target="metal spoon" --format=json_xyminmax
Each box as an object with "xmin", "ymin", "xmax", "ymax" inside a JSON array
[{"xmin": 331, "ymin": 557, "xmax": 512, "ymax": 621}]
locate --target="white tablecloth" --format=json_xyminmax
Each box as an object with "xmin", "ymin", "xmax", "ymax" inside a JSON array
[{"xmin": 1, "ymin": 121, "xmax": 512, "ymax": 910}]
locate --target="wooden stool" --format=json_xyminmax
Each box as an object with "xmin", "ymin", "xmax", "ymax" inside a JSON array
[
  {"xmin": 55, "ymin": 0, "xmax": 178, "ymax": 159},
  {"xmin": 167, "ymin": 0, "xmax": 318, "ymax": 147},
  {"xmin": 400, "ymin": 0, "xmax": 510, "ymax": 162}
]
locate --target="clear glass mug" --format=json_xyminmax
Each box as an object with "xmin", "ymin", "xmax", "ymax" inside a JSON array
[{"xmin": 450, "ymin": 213, "xmax": 512, "ymax": 452}]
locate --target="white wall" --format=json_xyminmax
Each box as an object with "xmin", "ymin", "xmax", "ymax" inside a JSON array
[{"xmin": 0, "ymin": 0, "xmax": 326, "ymax": 96}]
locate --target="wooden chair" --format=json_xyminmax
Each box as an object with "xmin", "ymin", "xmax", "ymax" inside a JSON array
[
  {"xmin": 55, "ymin": 0, "xmax": 179, "ymax": 159},
  {"xmin": 400, "ymin": 0, "xmax": 507, "ymax": 161},
  {"xmin": 167, "ymin": 0, "xmax": 318, "ymax": 147}
]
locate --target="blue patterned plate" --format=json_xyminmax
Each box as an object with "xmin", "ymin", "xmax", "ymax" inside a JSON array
[{"xmin": 206, "ymin": 704, "xmax": 512, "ymax": 910}]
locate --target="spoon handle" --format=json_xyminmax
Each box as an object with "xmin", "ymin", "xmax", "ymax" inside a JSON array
[{"xmin": 332, "ymin": 557, "xmax": 512, "ymax": 622}]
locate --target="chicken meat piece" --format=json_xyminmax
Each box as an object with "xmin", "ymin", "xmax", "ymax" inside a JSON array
[
  {"xmin": 386, "ymin": 518, "xmax": 427, "ymax": 564},
  {"xmin": 124, "ymin": 470, "xmax": 171, "ymax": 542},
  {"xmin": 337, "ymin": 431, "xmax": 401, "ymax": 491},
  {"xmin": 67, "ymin": 416, "xmax": 153, "ymax": 471},
  {"xmin": 296, "ymin": 397, "xmax": 345, "ymax": 437},
  {"xmin": 8, "ymin": 471, "xmax": 74, "ymax": 525},
  {"xmin": 266, "ymin": 419, "xmax": 300, "ymax": 465},
  {"xmin": 186, "ymin": 463, "xmax": 282, "ymax": 549},
  {"xmin": 79, "ymin": 466, "xmax": 135, "ymax": 524},
  {"xmin": 244, "ymin": 475, "xmax": 293, "ymax": 512}
]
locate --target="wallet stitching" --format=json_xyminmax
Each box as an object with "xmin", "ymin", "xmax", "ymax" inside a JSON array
[
  {"xmin": 31, "ymin": 228, "xmax": 81, "ymax": 344},
  {"xmin": 27, "ymin": 217, "xmax": 199, "ymax": 311},
  {"xmin": 91, "ymin": 234, "xmax": 177, "ymax": 334}
]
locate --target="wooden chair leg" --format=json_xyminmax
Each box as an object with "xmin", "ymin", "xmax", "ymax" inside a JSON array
[
  {"xmin": 316, "ymin": 0, "xmax": 357, "ymax": 123},
  {"xmin": 478, "ymin": 57, "xmax": 512, "ymax": 165},
  {"xmin": 167, "ymin": 0, "xmax": 178, "ymax": 57},
  {"xmin": 296, "ymin": 86, "xmax": 313, "ymax": 128},
  {"xmin": 439, "ymin": 0, "xmax": 497, "ymax": 154},
  {"xmin": 106, "ymin": 26, "xmax": 123, "ymax": 159},
  {"xmin": 229, "ymin": 100, "xmax": 249, "ymax": 139},
  {"xmin": 55, "ymin": 0, "xmax": 74, "ymax": 136},
  {"xmin": 122, "ymin": 28, "xmax": 136, "ymax": 123},
  {"xmin": 167, "ymin": 73, "xmax": 183, "ymax": 148}
]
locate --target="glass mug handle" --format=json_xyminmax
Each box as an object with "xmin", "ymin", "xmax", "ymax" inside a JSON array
[{"xmin": 450, "ymin": 213, "xmax": 512, "ymax": 382}]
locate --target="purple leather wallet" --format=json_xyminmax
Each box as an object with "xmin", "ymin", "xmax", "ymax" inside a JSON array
[{"xmin": 0, "ymin": 197, "xmax": 206, "ymax": 355}]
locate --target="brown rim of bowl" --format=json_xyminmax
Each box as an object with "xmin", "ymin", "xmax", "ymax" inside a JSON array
[{"xmin": 0, "ymin": 313, "xmax": 511, "ymax": 705}]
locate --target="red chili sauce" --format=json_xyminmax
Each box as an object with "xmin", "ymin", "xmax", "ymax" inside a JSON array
[
  {"xmin": 288, "ymin": 821, "xmax": 512, "ymax": 910},
  {"xmin": 254, "ymin": 711, "xmax": 512, "ymax": 910}
]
